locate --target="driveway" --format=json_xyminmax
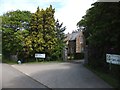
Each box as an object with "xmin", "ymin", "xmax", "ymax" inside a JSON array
[
  {"xmin": 12, "ymin": 61, "xmax": 112, "ymax": 88},
  {"xmin": 2, "ymin": 63, "xmax": 49, "ymax": 88}
]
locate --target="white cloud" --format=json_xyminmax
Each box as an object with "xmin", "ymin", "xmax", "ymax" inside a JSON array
[
  {"xmin": 55, "ymin": 0, "xmax": 96, "ymax": 34},
  {"xmin": 0, "ymin": 0, "xmax": 97, "ymax": 34}
]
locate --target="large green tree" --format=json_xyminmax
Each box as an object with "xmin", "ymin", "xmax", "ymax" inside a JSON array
[
  {"xmin": 77, "ymin": 2, "xmax": 120, "ymax": 84},
  {"xmin": 0, "ymin": 29, "xmax": 1, "ymax": 54},
  {"xmin": 25, "ymin": 5, "xmax": 58, "ymax": 60},
  {"xmin": 2, "ymin": 10, "xmax": 31, "ymax": 57},
  {"xmin": 77, "ymin": 2, "xmax": 120, "ymax": 66},
  {"xmin": 0, "ymin": 17, "xmax": 2, "ymax": 54},
  {"xmin": 2, "ymin": 6, "xmax": 66, "ymax": 61},
  {"xmin": 53, "ymin": 19, "xmax": 66, "ymax": 60}
]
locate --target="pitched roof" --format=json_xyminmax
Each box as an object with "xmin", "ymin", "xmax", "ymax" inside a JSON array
[
  {"xmin": 65, "ymin": 30, "xmax": 83, "ymax": 42},
  {"xmin": 69, "ymin": 31, "xmax": 81, "ymax": 41}
]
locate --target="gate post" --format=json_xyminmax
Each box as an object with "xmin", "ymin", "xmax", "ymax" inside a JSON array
[{"xmin": 84, "ymin": 45, "xmax": 88, "ymax": 64}]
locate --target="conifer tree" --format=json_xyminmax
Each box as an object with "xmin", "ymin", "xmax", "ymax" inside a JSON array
[
  {"xmin": 24, "ymin": 7, "xmax": 44, "ymax": 56},
  {"xmin": 25, "ymin": 5, "xmax": 57, "ymax": 59},
  {"xmin": 52, "ymin": 19, "xmax": 66, "ymax": 60}
]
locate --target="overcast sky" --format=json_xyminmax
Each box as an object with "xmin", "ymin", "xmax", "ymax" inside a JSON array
[{"xmin": 0, "ymin": 0, "xmax": 97, "ymax": 33}]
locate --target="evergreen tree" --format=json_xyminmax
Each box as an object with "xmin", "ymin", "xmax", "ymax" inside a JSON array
[
  {"xmin": 25, "ymin": 5, "xmax": 57, "ymax": 60},
  {"xmin": 77, "ymin": 3, "xmax": 120, "ymax": 86},
  {"xmin": 24, "ymin": 7, "xmax": 44, "ymax": 56},
  {"xmin": 42, "ymin": 5, "xmax": 57, "ymax": 59},
  {"xmin": 52, "ymin": 19, "xmax": 66, "ymax": 60},
  {"xmin": 77, "ymin": 2, "xmax": 120, "ymax": 66}
]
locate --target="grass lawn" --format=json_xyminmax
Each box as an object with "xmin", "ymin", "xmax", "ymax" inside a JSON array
[{"xmin": 85, "ymin": 64, "xmax": 119, "ymax": 88}]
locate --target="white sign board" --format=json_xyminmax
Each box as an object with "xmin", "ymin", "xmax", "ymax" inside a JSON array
[
  {"xmin": 35, "ymin": 53, "xmax": 45, "ymax": 58},
  {"xmin": 106, "ymin": 54, "xmax": 120, "ymax": 65}
]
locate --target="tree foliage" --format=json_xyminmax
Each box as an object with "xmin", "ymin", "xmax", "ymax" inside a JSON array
[
  {"xmin": 2, "ymin": 5, "xmax": 66, "ymax": 61},
  {"xmin": 52, "ymin": 19, "xmax": 66, "ymax": 60},
  {"xmin": 77, "ymin": 2, "xmax": 120, "ymax": 55},
  {"xmin": 0, "ymin": 30, "xmax": 1, "ymax": 54},
  {"xmin": 77, "ymin": 2, "xmax": 120, "ymax": 83},
  {"xmin": 2, "ymin": 10, "xmax": 32, "ymax": 57},
  {"xmin": 24, "ymin": 5, "xmax": 66, "ymax": 60},
  {"xmin": 24, "ymin": 6, "xmax": 56, "ymax": 58}
]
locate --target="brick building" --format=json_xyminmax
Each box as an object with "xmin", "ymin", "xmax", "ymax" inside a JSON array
[{"xmin": 65, "ymin": 30, "xmax": 84, "ymax": 56}]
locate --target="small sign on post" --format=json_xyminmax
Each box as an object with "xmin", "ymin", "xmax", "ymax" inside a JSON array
[
  {"xmin": 106, "ymin": 54, "xmax": 120, "ymax": 71},
  {"xmin": 35, "ymin": 53, "xmax": 45, "ymax": 58},
  {"xmin": 35, "ymin": 53, "xmax": 45, "ymax": 62},
  {"xmin": 106, "ymin": 54, "xmax": 120, "ymax": 65}
]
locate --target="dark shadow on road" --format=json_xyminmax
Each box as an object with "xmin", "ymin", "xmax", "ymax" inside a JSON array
[{"xmin": 66, "ymin": 59, "xmax": 84, "ymax": 64}]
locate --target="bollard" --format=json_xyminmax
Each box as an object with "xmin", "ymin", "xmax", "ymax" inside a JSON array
[{"xmin": 18, "ymin": 60, "xmax": 21, "ymax": 64}]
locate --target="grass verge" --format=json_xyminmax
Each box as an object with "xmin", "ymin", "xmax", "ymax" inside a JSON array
[
  {"xmin": 24, "ymin": 60, "xmax": 64, "ymax": 64},
  {"xmin": 2, "ymin": 59, "xmax": 17, "ymax": 64},
  {"xmin": 2, "ymin": 57, "xmax": 64, "ymax": 65},
  {"xmin": 0, "ymin": 54, "xmax": 2, "ymax": 61},
  {"xmin": 85, "ymin": 64, "xmax": 119, "ymax": 88}
]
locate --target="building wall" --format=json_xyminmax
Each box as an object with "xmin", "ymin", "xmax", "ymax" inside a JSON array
[
  {"xmin": 76, "ymin": 35, "xmax": 81, "ymax": 53},
  {"xmin": 68, "ymin": 40, "xmax": 76, "ymax": 55},
  {"xmin": 76, "ymin": 31, "xmax": 84, "ymax": 53},
  {"xmin": 65, "ymin": 31, "xmax": 84, "ymax": 55}
]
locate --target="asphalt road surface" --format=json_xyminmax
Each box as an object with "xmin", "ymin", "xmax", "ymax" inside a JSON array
[
  {"xmin": 2, "ymin": 63, "xmax": 50, "ymax": 89},
  {"xmin": 12, "ymin": 61, "xmax": 113, "ymax": 88}
]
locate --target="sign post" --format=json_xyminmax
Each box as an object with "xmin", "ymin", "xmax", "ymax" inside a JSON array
[
  {"xmin": 35, "ymin": 53, "xmax": 45, "ymax": 62},
  {"xmin": 106, "ymin": 54, "xmax": 120, "ymax": 70}
]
